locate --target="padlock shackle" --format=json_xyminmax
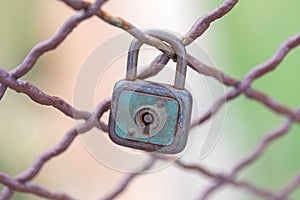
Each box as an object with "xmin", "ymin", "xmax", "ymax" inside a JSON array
[{"xmin": 126, "ymin": 30, "xmax": 187, "ymax": 89}]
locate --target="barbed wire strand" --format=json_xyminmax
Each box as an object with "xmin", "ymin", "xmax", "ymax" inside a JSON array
[{"xmin": 0, "ymin": 0, "xmax": 299, "ymax": 199}]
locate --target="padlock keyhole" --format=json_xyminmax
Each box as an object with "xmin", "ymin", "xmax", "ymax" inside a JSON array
[
  {"xmin": 141, "ymin": 112, "xmax": 154, "ymax": 126},
  {"xmin": 142, "ymin": 112, "xmax": 154, "ymax": 126},
  {"xmin": 141, "ymin": 112, "xmax": 154, "ymax": 136}
]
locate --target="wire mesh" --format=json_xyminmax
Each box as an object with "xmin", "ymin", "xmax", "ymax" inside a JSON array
[{"xmin": 0, "ymin": 0, "xmax": 299, "ymax": 199}]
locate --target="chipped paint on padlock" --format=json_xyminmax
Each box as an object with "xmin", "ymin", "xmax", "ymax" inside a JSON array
[
  {"xmin": 108, "ymin": 30, "xmax": 193, "ymax": 154},
  {"xmin": 115, "ymin": 90, "xmax": 179, "ymax": 146},
  {"xmin": 109, "ymin": 79, "xmax": 192, "ymax": 154}
]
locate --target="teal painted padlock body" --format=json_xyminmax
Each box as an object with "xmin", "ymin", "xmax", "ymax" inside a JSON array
[
  {"xmin": 108, "ymin": 79, "xmax": 192, "ymax": 154},
  {"xmin": 115, "ymin": 90, "xmax": 179, "ymax": 146},
  {"xmin": 108, "ymin": 30, "xmax": 193, "ymax": 154}
]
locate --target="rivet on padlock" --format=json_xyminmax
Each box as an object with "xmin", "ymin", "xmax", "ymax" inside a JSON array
[{"xmin": 108, "ymin": 30, "xmax": 193, "ymax": 154}]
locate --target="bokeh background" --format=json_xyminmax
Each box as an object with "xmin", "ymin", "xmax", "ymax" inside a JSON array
[{"xmin": 0, "ymin": 0, "xmax": 299, "ymax": 199}]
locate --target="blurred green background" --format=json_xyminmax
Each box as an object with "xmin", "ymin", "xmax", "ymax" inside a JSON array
[
  {"xmin": 0, "ymin": 0, "xmax": 299, "ymax": 199},
  {"xmin": 210, "ymin": 0, "xmax": 300, "ymax": 199}
]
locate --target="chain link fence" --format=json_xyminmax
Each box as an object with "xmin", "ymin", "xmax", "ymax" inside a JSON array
[{"xmin": 0, "ymin": 0, "xmax": 299, "ymax": 199}]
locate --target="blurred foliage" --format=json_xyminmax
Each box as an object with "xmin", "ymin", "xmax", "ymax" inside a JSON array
[
  {"xmin": 0, "ymin": 1, "xmax": 37, "ymax": 69},
  {"xmin": 0, "ymin": 1, "xmax": 38, "ymax": 200},
  {"xmin": 218, "ymin": 0, "xmax": 300, "ymax": 199}
]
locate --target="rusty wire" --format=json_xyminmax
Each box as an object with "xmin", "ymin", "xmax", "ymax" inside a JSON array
[{"xmin": 0, "ymin": 0, "xmax": 299, "ymax": 199}]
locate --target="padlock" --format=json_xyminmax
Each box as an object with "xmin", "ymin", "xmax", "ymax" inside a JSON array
[{"xmin": 108, "ymin": 30, "xmax": 192, "ymax": 154}]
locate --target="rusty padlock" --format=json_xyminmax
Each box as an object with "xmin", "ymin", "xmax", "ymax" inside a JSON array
[{"xmin": 108, "ymin": 30, "xmax": 192, "ymax": 154}]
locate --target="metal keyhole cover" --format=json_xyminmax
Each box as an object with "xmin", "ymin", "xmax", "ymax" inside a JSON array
[{"xmin": 108, "ymin": 30, "xmax": 193, "ymax": 154}]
